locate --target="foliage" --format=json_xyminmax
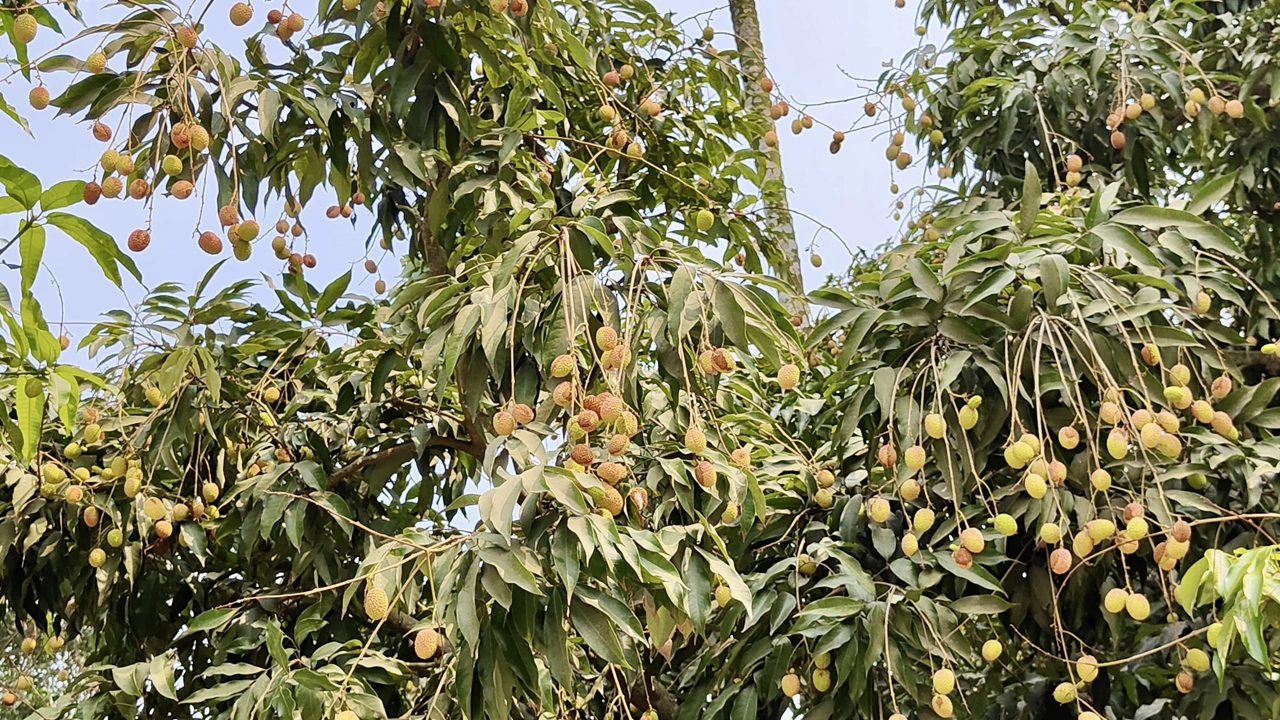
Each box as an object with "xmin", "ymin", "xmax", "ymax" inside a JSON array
[{"xmin": 1, "ymin": 1, "xmax": 1280, "ymax": 720}]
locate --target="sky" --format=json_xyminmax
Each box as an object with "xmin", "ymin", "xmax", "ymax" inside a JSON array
[{"xmin": 8, "ymin": 0, "xmax": 921, "ymax": 365}]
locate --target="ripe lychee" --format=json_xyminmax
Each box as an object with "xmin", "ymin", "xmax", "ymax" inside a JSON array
[
  {"xmin": 93, "ymin": 121, "xmax": 112, "ymax": 141},
  {"xmin": 684, "ymin": 425, "xmax": 706, "ymax": 454},
  {"xmin": 1049, "ymin": 547, "xmax": 1071, "ymax": 574},
  {"xmin": 414, "ymin": 628, "xmax": 439, "ymax": 659},
  {"xmin": 493, "ymin": 411, "xmax": 515, "ymax": 436},
  {"xmin": 286, "ymin": 12, "xmax": 304, "ymax": 30},
  {"xmin": 171, "ymin": 180, "xmax": 193, "ymax": 199},
  {"xmin": 83, "ymin": 181, "xmax": 102, "ymax": 205},
  {"xmin": 694, "ymin": 459, "xmax": 716, "ymax": 488},
  {"xmin": 730, "ymin": 447, "xmax": 750, "ymax": 468},
  {"xmin": 230, "ymin": 2, "xmax": 254, "ymax": 25},
  {"xmin": 198, "ymin": 231, "xmax": 223, "ymax": 254},
  {"xmin": 1058, "ymin": 426, "xmax": 1079, "ymax": 449},
  {"xmin": 267, "ymin": 8, "xmax": 283, "ymax": 22},
  {"xmin": 127, "ymin": 229, "xmax": 151, "ymax": 252},
  {"xmin": 128, "ymin": 178, "xmax": 150, "ymax": 199},
  {"xmin": 29, "ymin": 86, "xmax": 50, "ymax": 110},
  {"xmin": 176, "ymin": 25, "xmax": 198, "ymax": 48},
  {"xmin": 877, "ymin": 443, "xmax": 897, "ymax": 468},
  {"xmin": 781, "ymin": 671, "xmax": 800, "ymax": 697}
]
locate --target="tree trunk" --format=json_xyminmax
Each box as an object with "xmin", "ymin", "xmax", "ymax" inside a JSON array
[{"xmin": 728, "ymin": 0, "xmax": 805, "ymax": 319}]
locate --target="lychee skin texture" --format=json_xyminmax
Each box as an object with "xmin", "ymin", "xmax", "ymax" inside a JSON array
[
  {"xmin": 14, "ymin": 14, "xmax": 38, "ymax": 44},
  {"xmin": 86, "ymin": 51, "xmax": 107, "ymax": 73},
  {"xmin": 161, "ymin": 154, "xmax": 183, "ymax": 176},
  {"xmin": 898, "ymin": 478, "xmax": 919, "ymax": 501},
  {"xmin": 364, "ymin": 586, "xmax": 389, "ymax": 620},
  {"xmin": 868, "ymin": 497, "xmax": 891, "ymax": 523},
  {"xmin": 268, "ymin": 8, "xmax": 283, "ymax": 23},
  {"xmin": 128, "ymin": 178, "xmax": 150, "ymax": 199},
  {"xmin": 1125, "ymin": 592, "xmax": 1151, "ymax": 620},
  {"xmin": 230, "ymin": 2, "xmax": 254, "ymax": 25},
  {"xmin": 414, "ymin": 628, "xmax": 439, "ymax": 659},
  {"xmin": 550, "ymin": 354, "xmax": 574, "ymax": 378},
  {"xmin": 171, "ymin": 180, "xmax": 194, "ymax": 199},
  {"xmin": 493, "ymin": 411, "xmax": 515, "ymax": 436},
  {"xmin": 684, "ymin": 425, "xmax": 707, "ymax": 454},
  {"xmin": 777, "ymin": 363, "xmax": 800, "ymax": 390},
  {"xmin": 89, "ymin": 548, "xmax": 107, "ymax": 568},
  {"xmin": 93, "ymin": 121, "xmax": 113, "ymax": 142},
  {"xmin": 914, "ymin": 508, "xmax": 935, "ymax": 532},
  {"xmin": 29, "ymin": 86, "xmax": 50, "ymax": 110},
  {"xmin": 781, "ymin": 672, "xmax": 801, "ymax": 697},
  {"xmin": 1049, "ymin": 547, "xmax": 1072, "ymax": 574},
  {"xmin": 127, "ymin": 229, "xmax": 151, "ymax": 252},
  {"xmin": 187, "ymin": 125, "xmax": 210, "ymax": 151},
  {"xmin": 198, "ymin": 231, "xmax": 223, "ymax": 254},
  {"xmin": 931, "ymin": 694, "xmax": 954, "ymax": 718},
  {"xmin": 932, "ymin": 668, "xmax": 955, "ymax": 695},
  {"xmin": 904, "ymin": 445, "xmax": 927, "ymax": 471},
  {"xmin": 176, "ymin": 25, "xmax": 199, "ymax": 49},
  {"xmin": 981, "ymin": 639, "xmax": 1003, "ymax": 662},
  {"xmin": 83, "ymin": 182, "xmax": 102, "ymax": 205}
]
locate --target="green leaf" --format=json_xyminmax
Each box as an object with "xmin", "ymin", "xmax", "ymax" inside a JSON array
[
  {"xmin": 949, "ymin": 594, "xmax": 1014, "ymax": 615},
  {"xmin": 0, "ymin": 90, "xmax": 32, "ymax": 134},
  {"xmin": 0, "ymin": 154, "xmax": 40, "ymax": 208},
  {"xmin": 38, "ymin": 179, "xmax": 85, "ymax": 211},
  {"xmin": 1018, "ymin": 160, "xmax": 1040, "ymax": 234},
  {"xmin": 150, "ymin": 653, "xmax": 179, "ymax": 701},
  {"xmin": 935, "ymin": 551, "xmax": 1004, "ymax": 593},
  {"xmin": 183, "ymin": 679, "xmax": 258, "ymax": 705},
  {"xmin": 1089, "ymin": 223, "xmax": 1161, "ymax": 273},
  {"xmin": 18, "ymin": 223, "xmax": 44, "ymax": 295},
  {"xmin": 961, "ymin": 268, "xmax": 1016, "ymax": 313},
  {"xmin": 180, "ymin": 607, "xmax": 239, "ymax": 637},
  {"xmin": 1039, "ymin": 253, "xmax": 1068, "ymax": 312},
  {"xmin": 14, "ymin": 378, "xmax": 42, "ymax": 464},
  {"xmin": 906, "ymin": 258, "xmax": 943, "ymax": 303},
  {"xmin": 45, "ymin": 212, "xmax": 141, "ymax": 287},
  {"xmin": 1186, "ymin": 173, "xmax": 1236, "ymax": 216},
  {"xmin": 570, "ymin": 597, "xmax": 631, "ymax": 668},
  {"xmin": 258, "ymin": 87, "xmax": 280, "ymax": 145},
  {"xmin": 316, "ymin": 270, "xmax": 350, "ymax": 317}
]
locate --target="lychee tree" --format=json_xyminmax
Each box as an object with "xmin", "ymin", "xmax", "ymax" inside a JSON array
[{"xmin": 3, "ymin": 1, "xmax": 1280, "ymax": 720}]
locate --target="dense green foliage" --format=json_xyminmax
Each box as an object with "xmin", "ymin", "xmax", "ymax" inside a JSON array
[{"xmin": 2, "ymin": 1, "xmax": 1280, "ymax": 720}]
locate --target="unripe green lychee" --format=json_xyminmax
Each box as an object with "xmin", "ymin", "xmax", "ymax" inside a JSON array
[
  {"xmin": 720, "ymin": 501, "xmax": 739, "ymax": 524},
  {"xmin": 868, "ymin": 497, "xmax": 891, "ymax": 523},
  {"xmin": 932, "ymin": 668, "xmax": 955, "ymax": 695},
  {"xmin": 1049, "ymin": 547, "xmax": 1072, "ymax": 573},
  {"xmin": 86, "ymin": 50, "xmax": 107, "ymax": 73},
  {"xmin": 913, "ymin": 507, "xmax": 935, "ymax": 532},
  {"xmin": 931, "ymin": 694, "xmax": 953, "ymax": 718},
  {"xmin": 161, "ymin": 154, "xmax": 183, "ymax": 176},
  {"xmin": 777, "ymin": 363, "xmax": 800, "ymax": 390},
  {"xmin": 1184, "ymin": 648, "xmax": 1209, "ymax": 672},
  {"xmin": 1024, "ymin": 473, "xmax": 1047, "ymax": 499},
  {"xmin": 993, "ymin": 513, "xmax": 1017, "ymax": 537},
  {"xmin": 814, "ymin": 488, "xmax": 833, "ymax": 508},
  {"xmin": 684, "ymin": 425, "xmax": 706, "ymax": 454},
  {"xmin": 595, "ymin": 326, "xmax": 618, "ymax": 351},
  {"xmin": 1074, "ymin": 654, "xmax": 1098, "ymax": 682},
  {"xmin": 1052, "ymin": 682, "xmax": 1076, "ymax": 704},
  {"xmin": 714, "ymin": 584, "xmax": 732, "ymax": 608},
  {"xmin": 781, "ymin": 672, "xmax": 801, "ymax": 697},
  {"xmin": 1125, "ymin": 592, "xmax": 1150, "ymax": 620},
  {"xmin": 202, "ymin": 481, "xmax": 220, "ymax": 503},
  {"xmin": 695, "ymin": 208, "xmax": 715, "ymax": 232},
  {"xmin": 958, "ymin": 405, "xmax": 978, "ymax": 430},
  {"xmin": 1039, "ymin": 522, "xmax": 1061, "ymax": 544},
  {"xmin": 901, "ymin": 533, "xmax": 919, "ymax": 556},
  {"xmin": 1207, "ymin": 622, "xmax": 1222, "ymax": 647},
  {"xmin": 981, "ymin": 639, "xmax": 1003, "ymax": 662},
  {"xmin": 1106, "ymin": 428, "xmax": 1129, "ymax": 459},
  {"xmin": 1087, "ymin": 518, "xmax": 1115, "ymax": 541},
  {"xmin": 1072, "ymin": 531, "xmax": 1095, "ymax": 558},
  {"xmin": 1125, "ymin": 517, "xmax": 1148, "ymax": 540},
  {"xmin": 898, "ymin": 478, "xmax": 920, "ymax": 501},
  {"xmin": 89, "ymin": 548, "xmax": 107, "ymax": 568},
  {"xmin": 364, "ymin": 586, "xmax": 389, "ymax": 620},
  {"xmin": 13, "ymin": 14, "xmax": 38, "ymax": 44},
  {"xmin": 904, "ymin": 445, "xmax": 926, "ymax": 470},
  {"xmin": 811, "ymin": 668, "xmax": 831, "ymax": 692},
  {"xmin": 145, "ymin": 386, "xmax": 163, "ymax": 406},
  {"xmin": 729, "ymin": 447, "xmax": 750, "ymax": 468},
  {"xmin": 924, "ymin": 413, "xmax": 946, "ymax": 439}
]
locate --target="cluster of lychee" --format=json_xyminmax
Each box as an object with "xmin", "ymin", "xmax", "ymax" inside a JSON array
[
  {"xmin": 488, "ymin": 0, "xmax": 529, "ymax": 16},
  {"xmin": 40, "ymin": 409, "xmax": 224, "ymax": 568},
  {"xmin": 597, "ymin": 65, "xmax": 647, "ymax": 160},
  {"xmin": 865, "ymin": 398, "xmax": 983, "ymax": 564}
]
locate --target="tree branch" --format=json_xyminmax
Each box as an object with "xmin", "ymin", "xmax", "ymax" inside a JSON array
[{"xmin": 326, "ymin": 432, "xmax": 486, "ymax": 490}]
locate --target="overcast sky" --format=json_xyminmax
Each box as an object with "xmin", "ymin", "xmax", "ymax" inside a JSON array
[{"xmin": 8, "ymin": 0, "xmax": 920, "ymax": 362}]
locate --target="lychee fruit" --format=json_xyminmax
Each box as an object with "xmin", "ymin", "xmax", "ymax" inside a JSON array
[
  {"xmin": 127, "ymin": 229, "xmax": 151, "ymax": 252},
  {"xmin": 230, "ymin": 2, "xmax": 254, "ymax": 24},
  {"xmin": 92, "ymin": 121, "xmax": 112, "ymax": 141},
  {"xmin": 364, "ymin": 586, "xmax": 389, "ymax": 620},
  {"xmin": 13, "ymin": 14, "xmax": 38, "ymax": 44},
  {"xmin": 29, "ymin": 86, "xmax": 50, "ymax": 110}
]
